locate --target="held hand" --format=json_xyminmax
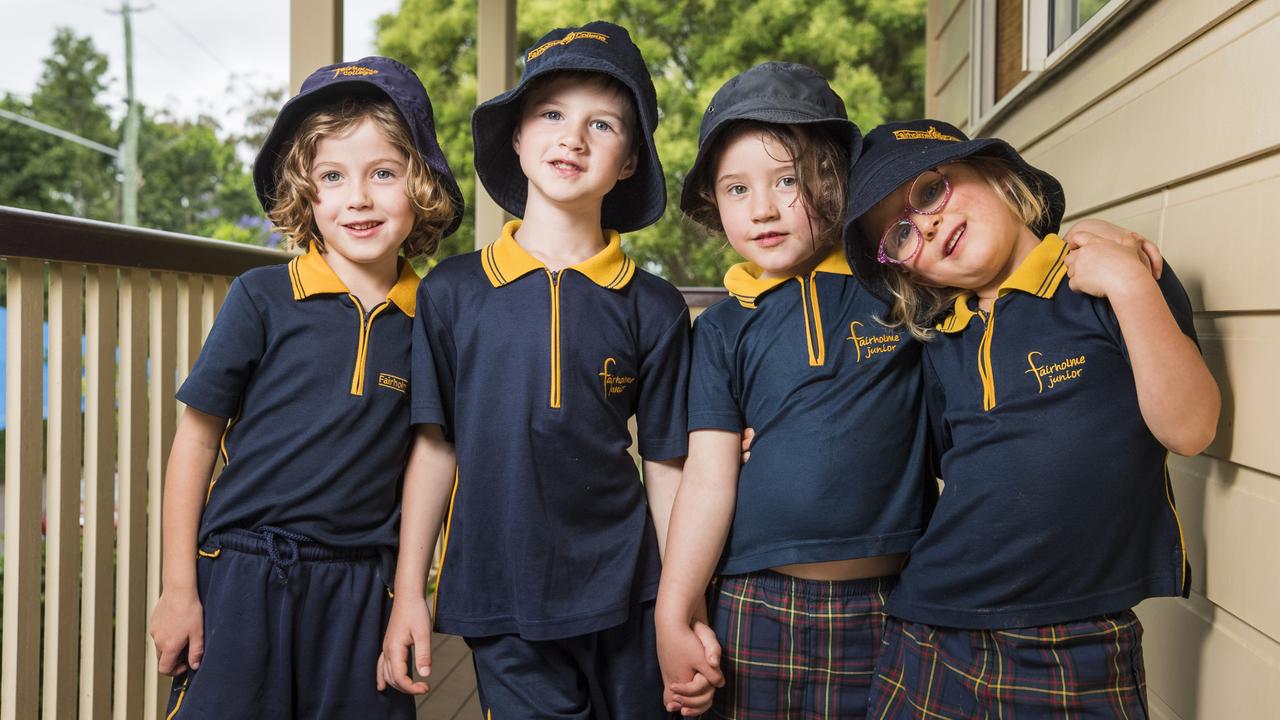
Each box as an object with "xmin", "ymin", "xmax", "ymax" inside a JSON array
[
  {"xmin": 1062, "ymin": 218, "xmax": 1162, "ymax": 279},
  {"xmin": 378, "ymin": 595, "xmax": 433, "ymax": 695},
  {"xmin": 149, "ymin": 589, "xmax": 204, "ymax": 676},
  {"xmin": 658, "ymin": 620, "xmax": 723, "ymax": 714},
  {"xmin": 740, "ymin": 427, "xmax": 755, "ymax": 464},
  {"xmin": 1064, "ymin": 235, "xmax": 1154, "ymax": 299}
]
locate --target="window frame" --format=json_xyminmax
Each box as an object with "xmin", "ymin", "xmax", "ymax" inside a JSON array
[{"xmin": 969, "ymin": 0, "xmax": 1146, "ymax": 133}]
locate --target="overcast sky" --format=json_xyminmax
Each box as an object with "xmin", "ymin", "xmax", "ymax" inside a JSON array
[{"xmin": 2, "ymin": 0, "xmax": 402, "ymax": 136}]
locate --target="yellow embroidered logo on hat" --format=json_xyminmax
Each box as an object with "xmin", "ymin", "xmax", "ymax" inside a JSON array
[
  {"xmin": 332, "ymin": 65, "xmax": 379, "ymax": 78},
  {"xmin": 892, "ymin": 126, "xmax": 961, "ymax": 142},
  {"xmin": 526, "ymin": 31, "xmax": 609, "ymax": 61}
]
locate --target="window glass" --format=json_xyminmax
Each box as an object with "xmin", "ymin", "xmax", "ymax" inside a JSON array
[{"xmin": 1050, "ymin": 0, "xmax": 1109, "ymax": 49}]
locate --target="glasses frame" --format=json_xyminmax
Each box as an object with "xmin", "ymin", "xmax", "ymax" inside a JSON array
[{"xmin": 876, "ymin": 169, "xmax": 953, "ymax": 266}]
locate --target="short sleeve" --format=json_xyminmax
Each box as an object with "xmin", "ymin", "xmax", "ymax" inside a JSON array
[
  {"xmin": 687, "ymin": 314, "xmax": 744, "ymax": 432},
  {"xmin": 177, "ymin": 277, "xmax": 264, "ymax": 418},
  {"xmin": 1094, "ymin": 262, "xmax": 1200, "ymax": 360},
  {"xmin": 410, "ymin": 277, "xmax": 456, "ymax": 437},
  {"xmin": 635, "ymin": 306, "xmax": 691, "ymax": 461}
]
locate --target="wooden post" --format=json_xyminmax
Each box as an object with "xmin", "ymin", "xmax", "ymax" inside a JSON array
[
  {"xmin": 290, "ymin": 0, "xmax": 344, "ymax": 93},
  {"xmin": 475, "ymin": 0, "xmax": 518, "ymax": 249}
]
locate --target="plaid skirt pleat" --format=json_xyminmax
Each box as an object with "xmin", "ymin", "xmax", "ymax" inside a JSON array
[
  {"xmin": 867, "ymin": 610, "xmax": 1148, "ymax": 719},
  {"xmin": 707, "ymin": 571, "xmax": 897, "ymax": 720}
]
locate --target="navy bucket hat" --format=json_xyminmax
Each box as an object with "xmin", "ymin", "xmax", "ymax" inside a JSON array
[
  {"xmin": 471, "ymin": 21, "xmax": 666, "ymax": 234},
  {"xmin": 253, "ymin": 56, "xmax": 465, "ymax": 238},
  {"xmin": 680, "ymin": 62, "xmax": 862, "ymax": 222},
  {"xmin": 843, "ymin": 118, "xmax": 1066, "ymax": 301}
]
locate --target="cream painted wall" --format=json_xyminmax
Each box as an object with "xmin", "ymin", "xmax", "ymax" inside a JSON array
[{"xmin": 925, "ymin": 1, "xmax": 1280, "ymax": 717}]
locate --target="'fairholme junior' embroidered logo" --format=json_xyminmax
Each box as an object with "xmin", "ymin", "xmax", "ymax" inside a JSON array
[
  {"xmin": 527, "ymin": 31, "xmax": 609, "ymax": 61},
  {"xmin": 1024, "ymin": 352, "xmax": 1086, "ymax": 393},
  {"xmin": 598, "ymin": 357, "xmax": 636, "ymax": 397},
  {"xmin": 332, "ymin": 65, "xmax": 379, "ymax": 78},
  {"xmin": 892, "ymin": 126, "xmax": 961, "ymax": 142},
  {"xmin": 847, "ymin": 321, "xmax": 900, "ymax": 362},
  {"xmin": 377, "ymin": 373, "xmax": 408, "ymax": 393}
]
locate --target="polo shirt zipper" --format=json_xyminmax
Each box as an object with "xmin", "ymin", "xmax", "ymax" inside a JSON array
[
  {"xmin": 546, "ymin": 270, "xmax": 563, "ymax": 409},
  {"xmin": 797, "ymin": 272, "xmax": 826, "ymax": 366},
  {"xmin": 977, "ymin": 308, "xmax": 997, "ymax": 411},
  {"xmin": 348, "ymin": 295, "xmax": 390, "ymax": 396}
]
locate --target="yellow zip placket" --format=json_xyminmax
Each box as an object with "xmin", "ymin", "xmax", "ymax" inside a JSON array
[
  {"xmin": 796, "ymin": 272, "xmax": 827, "ymax": 366},
  {"xmin": 977, "ymin": 308, "xmax": 998, "ymax": 411},
  {"xmin": 546, "ymin": 270, "xmax": 563, "ymax": 408},
  {"xmin": 348, "ymin": 295, "xmax": 390, "ymax": 396}
]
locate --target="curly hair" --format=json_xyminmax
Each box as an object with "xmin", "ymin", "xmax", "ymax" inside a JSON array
[
  {"xmin": 875, "ymin": 155, "xmax": 1050, "ymax": 341},
  {"xmin": 267, "ymin": 98, "xmax": 456, "ymax": 258},
  {"xmin": 685, "ymin": 121, "xmax": 849, "ymax": 254}
]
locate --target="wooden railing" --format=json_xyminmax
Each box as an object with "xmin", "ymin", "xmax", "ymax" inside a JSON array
[{"xmin": 0, "ymin": 206, "xmax": 284, "ymax": 719}]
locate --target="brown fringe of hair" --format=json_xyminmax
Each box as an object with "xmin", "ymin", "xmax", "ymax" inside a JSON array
[
  {"xmin": 267, "ymin": 98, "xmax": 456, "ymax": 258},
  {"xmin": 877, "ymin": 155, "xmax": 1049, "ymax": 341},
  {"xmin": 686, "ymin": 121, "xmax": 850, "ymax": 256}
]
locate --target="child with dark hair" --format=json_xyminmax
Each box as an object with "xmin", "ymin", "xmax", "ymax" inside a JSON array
[{"xmin": 656, "ymin": 62, "xmax": 936, "ymax": 718}]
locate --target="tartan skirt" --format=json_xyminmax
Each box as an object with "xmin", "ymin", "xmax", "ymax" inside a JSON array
[
  {"xmin": 707, "ymin": 570, "xmax": 897, "ymax": 720},
  {"xmin": 867, "ymin": 610, "xmax": 1148, "ymax": 719}
]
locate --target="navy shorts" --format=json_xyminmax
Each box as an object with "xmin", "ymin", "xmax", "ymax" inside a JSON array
[
  {"xmin": 707, "ymin": 571, "xmax": 896, "ymax": 720},
  {"xmin": 164, "ymin": 528, "xmax": 414, "ymax": 720},
  {"xmin": 867, "ymin": 610, "xmax": 1148, "ymax": 719},
  {"xmin": 465, "ymin": 600, "xmax": 674, "ymax": 720}
]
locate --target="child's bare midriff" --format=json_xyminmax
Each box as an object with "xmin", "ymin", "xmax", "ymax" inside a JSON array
[{"xmin": 772, "ymin": 553, "xmax": 906, "ymax": 581}]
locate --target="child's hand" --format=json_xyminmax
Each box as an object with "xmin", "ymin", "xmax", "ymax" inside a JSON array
[
  {"xmin": 1062, "ymin": 219, "xmax": 1162, "ymax": 279},
  {"xmin": 740, "ymin": 427, "xmax": 755, "ymax": 464},
  {"xmin": 378, "ymin": 595, "xmax": 433, "ymax": 695},
  {"xmin": 1064, "ymin": 234, "xmax": 1154, "ymax": 299},
  {"xmin": 658, "ymin": 619, "xmax": 724, "ymax": 714},
  {"xmin": 149, "ymin": 588, "xmax": 204, "ymax": 676}
]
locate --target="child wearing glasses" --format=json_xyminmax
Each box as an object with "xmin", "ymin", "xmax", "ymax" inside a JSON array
[
  {"xmin": 845, "ymin": 118, "xmax": 1219, "ymax": 718},
  {"xmin": 655, "ymin": 63, "xmax": 937, "ymax": 718}
]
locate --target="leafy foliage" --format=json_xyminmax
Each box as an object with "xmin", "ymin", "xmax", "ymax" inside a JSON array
[{"xmin": 0, "ymin": 29, "xmax": 275, "ymax": 245}]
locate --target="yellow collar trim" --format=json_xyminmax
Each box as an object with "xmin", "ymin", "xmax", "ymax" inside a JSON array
[
  {"xmin": 937, "ymin": 234, "xmax": 1068, "ymax": 333},
  {"xmin": 723, "ymin": 246, "xmax": 852, "ymax": 309},
  {"xmin": 288, "ymin": 243, "xmax": 419, "ymax": 317},
  {"xmin": 481, "ymin": 220, "xmax": 635, "ymax": 290}
]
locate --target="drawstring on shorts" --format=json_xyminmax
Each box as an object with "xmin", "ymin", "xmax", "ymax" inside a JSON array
[{"xmin": 257, "ymin": 525, "xmax": 312, "ymax": 584}]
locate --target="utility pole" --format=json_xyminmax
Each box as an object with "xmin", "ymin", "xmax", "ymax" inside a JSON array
[{"xmin": 109, "ymin": 2, "xmax": 152, "ymax": 226}]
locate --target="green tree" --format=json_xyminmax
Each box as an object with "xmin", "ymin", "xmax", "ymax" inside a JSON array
[
  {"xmin": 376, "ymin": 0, "xmax": 924, "ymax": 284},
  {"xmin": 0, "ymin": 28, "xmax": 118, "ymax": 220},
  {"xmin": 136, "ymin": 110, "xmax": 267, "ymax": 243}
]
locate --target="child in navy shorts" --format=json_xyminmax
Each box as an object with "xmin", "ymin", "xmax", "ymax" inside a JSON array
[
  {"xmin": 149, "ymin": 57, "xmax": 462, "ymax": 719},
  {"xmin": 378, "ymin": 21, "xmax": 712, "ymax": 719},
  {"xmin": 845, "ymin": 119, "xmax": 1220, "ymax": 718},
  {"xmin": 655, "ymin": 62, "xmax": 936, "ymax": 718}
]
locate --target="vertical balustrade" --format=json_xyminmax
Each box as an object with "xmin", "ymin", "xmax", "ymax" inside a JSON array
[
  {"xmin": 115, "ymin": 269, "xmax": 150, "ymax": 719},
  {"xmin": 45, "ymin": 263, "xmax": 84, "ymax": 720},
  {"xmin": 2, "ymin": 258, "xmax": 44, "ymax": 720},
  {"xmin": 81, "ymin": 265, "xmax": 117, "ymax": 720},
  {"xmin": 145, "ymin": 272, "xmax": 177, "ymax": 719}
]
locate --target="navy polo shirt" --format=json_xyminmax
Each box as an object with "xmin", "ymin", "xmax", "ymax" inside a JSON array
[
  {"xmin": 177, "ymin": 244, "xmax": 420, "ymax": 550},
  {"xmin": 688, "ymin": 248, "xmax": 934, "ymax": 575},
  {"xmin": 413, "ymin": 220, "xmax": 690, "ymax": 641},
  {"xmin": 888, "ymin": 235, "xmax": 1195, "ymax": 630}
]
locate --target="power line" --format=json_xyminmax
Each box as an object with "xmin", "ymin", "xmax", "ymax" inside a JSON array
[
  {"xmin": 0, "ymin": 108, "xmax": 119, "ymax": 157},
  {"xmin": 155, "ymin": 6, "xmax": 233, "ymax": 73}
]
